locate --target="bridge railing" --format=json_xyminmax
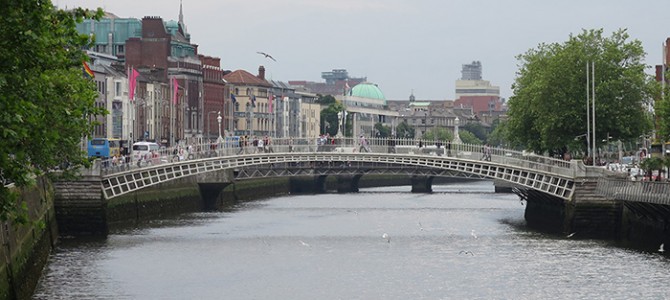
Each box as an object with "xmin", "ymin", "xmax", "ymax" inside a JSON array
[
  {"xmin": 87, "ymin": 137, "xmax": 575, "ymax": 176},
  {"xmin": 596, "ymin": 178, "xmax": 670, "ymax": 205}
]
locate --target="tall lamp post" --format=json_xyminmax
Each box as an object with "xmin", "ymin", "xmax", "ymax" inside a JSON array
[
  {"xmin": 207, "ymin": 110, "xmax": 218, "ymax": 141},
  {"xmin": 217, "ymin": 111, "xmax": 222, "ymax": 142}
]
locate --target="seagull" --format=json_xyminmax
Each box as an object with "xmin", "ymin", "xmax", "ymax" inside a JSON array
[
  {"xmin": 471, "ymin": 230, "xmax": 478, "ymax": 239},
  {"xmin": 299, "ymin": 240, "xmax": 311, "ymax": 247},
  {"xmin": 459, "ymin": 250, "xmax": 474, "ymax": 256},
  {"xmin": 382, "ymin": 233, "xmax": 390, "ymax": 243},
  {"xmin": 659, "ymin": 243, "xmax": 665, "ymax": 253},
  {"xmin": 256, "ymin": 51, "xmax": 276, "ymax": 61},
  {"xmin": 566, "ymin": 232, "xmax": 577, "ymax": 238},
  {"xmin": 418, "ymin": 222, "xmax": 425, "ymax": 231}
]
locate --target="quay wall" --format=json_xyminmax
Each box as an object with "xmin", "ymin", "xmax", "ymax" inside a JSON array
[{"xmin": 0, "ymin": 177, "xmax": 58, "ymax": 300}]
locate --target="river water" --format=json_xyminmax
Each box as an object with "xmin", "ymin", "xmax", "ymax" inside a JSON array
[{"xmin": 33, "ymin": 181, "xmax": 670, "ymax": 299}]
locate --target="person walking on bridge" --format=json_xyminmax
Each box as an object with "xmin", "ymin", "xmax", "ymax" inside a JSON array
[{"xmin": 359, "ymin": 135, "xmax": 370, "ymax": 153}]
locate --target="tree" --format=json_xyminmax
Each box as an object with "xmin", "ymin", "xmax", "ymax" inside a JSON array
[
  {"xmin": 422, "ymin": 127, "xmax": 453, "ymax": 141},
  {"xmin": 462, "ymin": 122, "xmax": 488, "ymax": 142},
  {"xmin": 505, "ymin": 29, "xmax": 654, "ymax": 154},
  {"xmin": 373, "ymin": 123, "xmax": 391, "ymax": 138},
  {"xmin": 459, "ymin": 130, "xmax": 483, "ymax": 145},
  {"xmin": 0, "ymin": 2, "xmax": 104, "ymax": 223},
  {"xmin": 640, "ymin": 157, "xmax": 664, "ymax": 181},
  {"xmin": 319, "ymin": 102, "xmax": 344, "ymax": 136},
  {"xmin": 316, "ymin": 94, "xmax": 337, "ymax": 105},
  {"xmin": 395, "ymin": 121, "xmax": 415, "ymax": 139}
]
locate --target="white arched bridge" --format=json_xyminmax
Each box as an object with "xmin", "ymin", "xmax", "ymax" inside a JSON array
[{"xmin": 92, "ymin": 137, "xmax": 587, "ymax": 201}]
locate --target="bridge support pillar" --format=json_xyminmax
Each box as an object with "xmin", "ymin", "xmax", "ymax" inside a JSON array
[
  {"xmin": 336, "ymin": 175, "xmax": 361, "ymax": 193},
  {"xmin": 198, "ymin": 183, "xmax": 231, "ymax": 211},
  {"xmin": 411, "ymin": 176, "xmax": 433, "ymax": 193},
  {"xmin": 493, "ymin": 179, "xmax": 515, "ymax": 193},
  {"xmin": 289, "ymin": 176, "xmax": 327, "ymax": 194}
]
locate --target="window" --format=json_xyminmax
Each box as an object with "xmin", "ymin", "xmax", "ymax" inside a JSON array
[{"xmin": 115, "ymin": 82, "xmax": 121, "ymax": 97}]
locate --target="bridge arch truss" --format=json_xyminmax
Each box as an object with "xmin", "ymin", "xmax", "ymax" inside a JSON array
[{"xmin": 101, "ymin": 153, "xmax": 576, "ymax": 200}]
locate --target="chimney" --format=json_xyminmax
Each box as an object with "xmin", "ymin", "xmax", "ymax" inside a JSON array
[{"xmin": 258, "ymin": 65, "xmax": 265, "ymax": 80}]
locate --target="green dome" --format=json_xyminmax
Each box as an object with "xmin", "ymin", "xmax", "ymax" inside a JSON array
[{"xmin": 350, "ymin": 82, "xmax": 386, "ymax": 102}]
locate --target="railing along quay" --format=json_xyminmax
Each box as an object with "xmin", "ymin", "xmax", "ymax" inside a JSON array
[{"xmin": 597, "ymin": 178, "xmax": 670, "ymax": 205}]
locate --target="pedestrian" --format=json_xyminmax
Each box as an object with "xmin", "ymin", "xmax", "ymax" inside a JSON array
[{"xmin": 359, "ymin": 135, "xmax": 370, "ymax": 153}]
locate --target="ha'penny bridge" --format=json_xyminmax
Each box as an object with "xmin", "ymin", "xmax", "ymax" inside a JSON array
[{"xmin": 51, "ymin": 137, "xmax": 669, "ymax": 239}]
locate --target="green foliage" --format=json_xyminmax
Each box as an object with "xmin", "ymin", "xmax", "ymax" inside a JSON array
[
  {"xmin": 459, "ymin": 130, "xmax": 483, "ymax": 145},
  {"xmin": 422, "ymin": 127, "xmax": 453, "ymax": 141},
  {"xmin": 373, "ymin": 123, "xmax": 391, "ymax": 138},
  {"xmin": 316, "ymin": 94, "xmax": 337, "ymax": 105},
  {"xmin": 320, "ymin": 102, "xmax": 344, "ymax": 136},
  {"xmin": 640, "ymin": 157, "xmax": 664, "ymax": 179},
  {"xmin": 0, "ymin": 2, "xmax": 105, "ymax": 223},
  {"xmin": 461, "ymin": 122, "xmax": 488, "ymax": 142},
  {"xmin": 395, "ymin": 121, "xmax": 415, "ymax": 139},
  {"xmin": 506, "ymin": 29, "xmax": 654, "ymax": 154}
]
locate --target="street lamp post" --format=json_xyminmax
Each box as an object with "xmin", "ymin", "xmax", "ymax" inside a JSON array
[
  {"xmin": 217, "ymin": 111, "xmax": 222, "ymax": 142},
  {"xmin": 207, "ymin": 111, "xmax": 218, "ymax": 140}
]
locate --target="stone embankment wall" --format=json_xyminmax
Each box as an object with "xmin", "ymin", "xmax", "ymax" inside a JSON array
[{"xmin": 0, "ymin": 177, "xmax": 58, "ymax": 300}]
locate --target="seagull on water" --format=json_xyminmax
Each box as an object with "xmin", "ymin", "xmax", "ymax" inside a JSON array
[
  {"xmin": 659, "ymin": 243, "xmax": 665, "ymax": 253},
  {"xmin": 382, "ymin": 233, "xmax": 390, "ymax": 243},
  {"xmin": 418, "ymin": 222, "xmax": 425, "ymax": 231},
  {"xmin": 471, "ymin": 230, "xmax": 478, "ymax": 239},
  {"xmin": 257, "ymin": 51, "xmax": 276, "ymax": 61}
]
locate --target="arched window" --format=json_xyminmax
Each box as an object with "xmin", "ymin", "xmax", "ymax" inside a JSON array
[
  {"xmin": 246, "ymin": 88, "xmax": 252, "ymax": 96},
  {"xmin": 235, "ymin": 102, "xmax": 240, "ymax": 111}
]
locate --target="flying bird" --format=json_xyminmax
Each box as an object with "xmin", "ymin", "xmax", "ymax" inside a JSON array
[
  {"xmin": 459, "ymin": 250, "xmax": 474, "ymax": 256},
  {"xmin": 257, "ymin": 51, "xmax": 276, "ymax": 61},
  {"xmin": 659, "ymin": 243, "xmax": 665, "ymax": 253}
]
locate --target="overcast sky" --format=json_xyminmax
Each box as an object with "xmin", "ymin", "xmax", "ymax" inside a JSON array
[{"xmin": 57, "ymin": 0, "xmax": 670, "ymax": 101}]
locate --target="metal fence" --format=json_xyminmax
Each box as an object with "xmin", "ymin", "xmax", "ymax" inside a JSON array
[
  {"xmin": 80, "ymin": 137, "xmax": 576, "ymax": 177},
  {"xmin": 596, "ymin": 178, "xmax": 670, "ymax": 205}
]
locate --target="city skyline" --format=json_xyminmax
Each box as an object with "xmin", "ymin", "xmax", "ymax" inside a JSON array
[{"xmin": 58, "ymin": 0, "xmax": 670, "ymax": 100}]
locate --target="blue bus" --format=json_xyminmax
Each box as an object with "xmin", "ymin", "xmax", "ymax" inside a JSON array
[{"xmin": 88, "ymin": 138, "xmax": 121, "ymax": 159}]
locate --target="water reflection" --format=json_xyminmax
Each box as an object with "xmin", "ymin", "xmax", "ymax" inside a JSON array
[{"xmin": 34, "ymin": 181, "xmax": 670, "ymax": 299}]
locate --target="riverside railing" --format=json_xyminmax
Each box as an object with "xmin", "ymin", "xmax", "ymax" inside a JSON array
[
  {"xmin": 84, "ymin": 137, "xmax": 575, "ymax": 177},
  {"xmin": 596, "ymin": 177, "xmax": 670, "ymax": 205}
]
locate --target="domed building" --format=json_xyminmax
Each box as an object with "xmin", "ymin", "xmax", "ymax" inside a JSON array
[{"xmin": 337, "ymin": 82, "xmax": 398, "ymax": 138}]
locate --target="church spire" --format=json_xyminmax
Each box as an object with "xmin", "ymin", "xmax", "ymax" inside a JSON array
[{"xmin": 179, "ymin": 0, "xmax": 184, "ymax": 25}]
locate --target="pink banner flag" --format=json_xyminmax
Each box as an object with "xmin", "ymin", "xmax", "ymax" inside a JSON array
[
  {"xmin": 268, "ymin": 93, "xmax": 273, "ymax": 113},
  {"xmin": 128, "ymin": 67, "xmax": 140, "ymax": 101},
  {"xmin": 172, "ymin": 77, "xmax": 179, "ymax": 105}
]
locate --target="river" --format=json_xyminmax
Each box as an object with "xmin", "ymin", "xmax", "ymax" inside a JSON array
[{"xmin": 33, "ymin": 181, "xmax": 670, "ymax": 299}]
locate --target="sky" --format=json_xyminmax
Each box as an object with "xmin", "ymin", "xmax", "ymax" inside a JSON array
[{"xmin": 57, "ymin": 0, "xmax": 670, "ymax": 101}]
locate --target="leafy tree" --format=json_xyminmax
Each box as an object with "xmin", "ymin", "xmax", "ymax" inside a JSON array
[
  {"xmin": 422, "ymin": 127, "xmax": 453, "ymax": 142},
  {"xmin": 640, "ymin": 157, "xmax": 664, "ymax": 181},
  {"xmin": 462, "ymin": 122, "xmax": 488, "ymax": 142},
  {"xmin": 316, "ymin": 94, "xmax": 337, "ymax": 105},
  {"xmin": 506, "ymin": 29, "xmax": 654, "ymax": 154},
  {"xmin": 0, "ymin": 2, "xmax": 104, "ymax": 223},
  {"xmin": 459, "ymin": 130, "xmax": 483, "ymax": 145},
  {"xmin": 319, "ymin": 102, "xmax": 344, "ymax": 136},
  {"xmin": 373, "ymin": 123, "xmax": 391, "ymax": 138},
  {"xmin": 395, "ymin": 121, "xmax": 415, "ymax": 139}
]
